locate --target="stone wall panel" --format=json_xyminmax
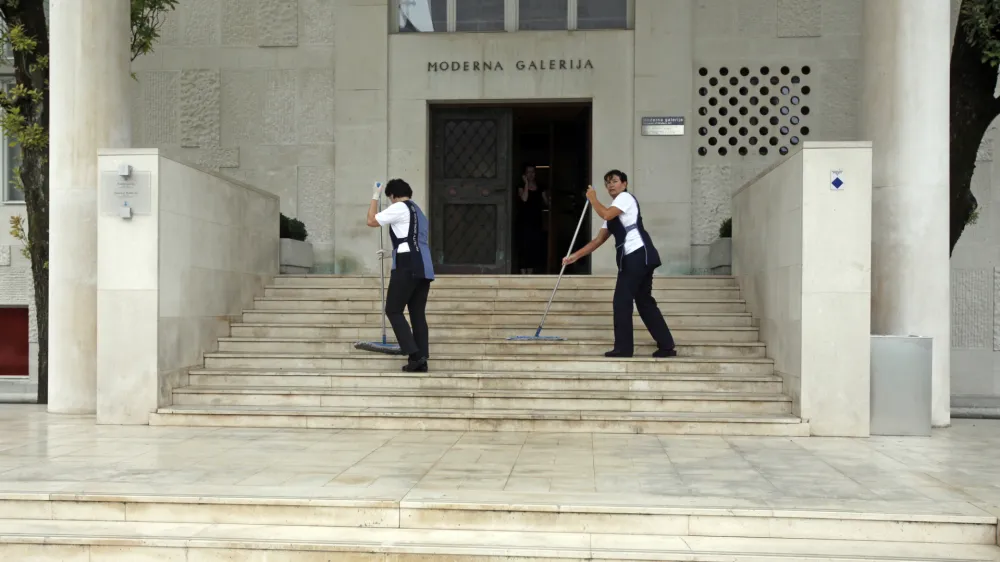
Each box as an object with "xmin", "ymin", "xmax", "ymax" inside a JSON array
[
  {"xmin": 302, "ymin": 0, "xmax": 335, "ymax": 45},
  {"xmin": 180, "ymin": 70, "xmax": 222, "ymax": 148},
  {"xmin": 952, "ymin": 269, "xmax": 992, "ymax": 348},
  {"xmin": 183, "ymin": 0, "xmax": 221, "ymax": 46},
  {"xmin": 736, "ymin": 0, "xmax": 775, "ymax": 36},
  {"xmin": 296, "ymin": 166, "xmax": 335, "ymax": 244},
  {"xmin": 297, "ymin": 69, "xmax": 335, "ymax": 144},
  {"xmin": 820, "ymin": 0, "xmax": 861, "ymax": 36},
  {"xmin": 258, "ymin": 0, "xmax": 299, "ymax": 47},
  {"xmin": 777, "ymin": 0, "xmax": 822, "ymax": 38},
  {"xmin": 221, "ymin": 71, "xmax": 264, "ymax": 145},
  {"xmin": 692, "ymin": 164, "xmax": 732, "ymax": 245},
  {"xmin": 138, "ymin": 71, "xmax": 179, "ymax": 145},
  {"xmin": 0, "ymin": 245, "xmax": 9, "ymax": 267},
  {"xmin": 222, "ymin": 0, "xmax": 256, "ymax": 45},
  {"xmin": 263, "ymin": 70, "xmax": 298, "ymax": 145}
]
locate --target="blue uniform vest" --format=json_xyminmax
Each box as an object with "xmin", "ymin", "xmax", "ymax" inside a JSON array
[
  {"xmin": 605, "ymin": 192, "xmax": 661, "ymax": 272},
  {"xmin": 388, "ymin": 200, "xmax": 435, "ymax": 281}
]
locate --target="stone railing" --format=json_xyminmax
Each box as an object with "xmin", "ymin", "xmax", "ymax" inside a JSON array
[
  {"xmin": 732, "ymin": 142, "xmax": 872, "ymax": 437},
  {"xmin": 96, "ymin": 149, "xmax": 279, "ymax": 424}
]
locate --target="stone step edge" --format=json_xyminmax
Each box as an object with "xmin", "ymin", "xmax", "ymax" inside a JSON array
[
  {"xmin": 172, "ymin": 386, "xmax": 792, "ymax": 402},
  {"xmin": 187, "ymin": 368, "xmax": 783, "ymax": 381},
  {"xmin": 202, "ymin": 352, "xmax": 775, "ymax": 363},
  {"xmin": 243, "ymin": 310, "xmax": 753, "ymax": 317},
  {"xmin": 155, "ymin": 405, "xmax": 803, "ymax": 423},
  {"xmin": 0, "ymin": 521, "xmax": 996, "ymax": 561},
  {"xmin": 277, "ymin": 274, "xmax": 737, "ymax": 279},
  {"xmin": 232, "ymin": 322, "xmax": 758, "ymax": 331},
  {"xmin": 218, "ymin": 337, "xmax": 766, "ymax": 347},
  {"xmin": 255, "ymin": 297, "xmax": 748, "ymax": 304}
]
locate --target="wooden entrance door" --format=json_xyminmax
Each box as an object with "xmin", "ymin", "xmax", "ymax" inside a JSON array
[{"xmin": 430, "ymin": 107, "xmax": 512, "ymax": 274}]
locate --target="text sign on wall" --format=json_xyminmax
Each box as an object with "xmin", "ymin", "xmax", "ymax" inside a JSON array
[
  {"xmin": 100, "ymin": 171, "xmax": 152, "ymax": 216},
  {"xmin": 641, "ymin": 116, "xmax": 685, "ymax": 136}
]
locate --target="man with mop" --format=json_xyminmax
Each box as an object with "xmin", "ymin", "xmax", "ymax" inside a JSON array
[
  {"xmin": 366, "ymin": 179, "xmax": 435, "ymax": 372},
  {"xmin": 562, "ymin": 170, "xmax": 677, "ymax": 359}
]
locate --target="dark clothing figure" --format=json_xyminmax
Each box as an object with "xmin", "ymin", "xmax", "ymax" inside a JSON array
[{"xmin": 516, "ymin": 187, "xmax": 547, "ymax": 273}]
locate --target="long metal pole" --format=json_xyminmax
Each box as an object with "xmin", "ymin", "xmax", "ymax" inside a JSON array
[
  {"xmin": 534, "ymin": 198, "xmax": 590, "ymax": 337},
  {"xmin": 377, "ymin": 187, "xmax": 388, "ymax": 345}
]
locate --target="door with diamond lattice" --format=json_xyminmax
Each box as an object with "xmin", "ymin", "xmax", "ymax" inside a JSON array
[{"xmin": 430, "ymin": 108, "xmax": 512, "ymax": 274}]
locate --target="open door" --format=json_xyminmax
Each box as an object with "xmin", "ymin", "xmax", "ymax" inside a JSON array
[{"xmin": 430, "ymin": 107, "xmax": 512, "ymax": 274}]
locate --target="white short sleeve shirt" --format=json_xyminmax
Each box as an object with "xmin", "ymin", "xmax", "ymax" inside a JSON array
[
  {"xmin": 601, "ymin": 192, "xmax": 644, "ymax": 255},
  {"xmin": 375, "ymin": 201, "xmax": 411, "ymax": 252}
]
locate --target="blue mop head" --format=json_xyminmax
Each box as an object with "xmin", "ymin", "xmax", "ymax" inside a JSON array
[
  {"xmin": 354, "ymin": 341, "xmax": 405, "ymax": 355},
  {"xmin": 506, "ymin": 335, "xmax": 566, "ymax": 341}
]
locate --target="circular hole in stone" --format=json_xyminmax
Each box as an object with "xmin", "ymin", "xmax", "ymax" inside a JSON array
[
  {"xmin": 730, "ymin": 77, "xmax": 739, "ymax": 86},
  {"xmin": 749, "ymin": 96, "xmax": 759, "ymax": 106},
  {"xmin": 709, "ymin": 97, "xmax": 718, "ymax": 106},
  {"xmin": 730, "ymin": 97, "xmax": 739, "ymax": 106},
  {"xmin": 770, "ymin": 76, "xmax": 780, "ymax": 85},
  {"xmin": 760, "ymin": 126, "xmax": 769, "ymax": 135},
  {"xmin": 801, "ymin": 106, "xmax": 811, "ymax": 115},
  {"xmin": 699, "ymin": 87, "xmax": 709, "ymax": 96},
  {"xmin": 739, "ymin": 107, "xmax": 749, "ymax": 116},
  {"xmin": 719, "ymin": 146, "xmax": 728, "ymax": 156},
  {"xmin": 780, "ymin": 106, "xmax": 790, "ymax": 115},
  {"xmin": 739, "ymin": 146, "xmax": 748, "ymax": 156},
  {"xmin": 719, "ymin": 86, "xmax": 729, "ymax": 95},
  {"xmin": 740, "ymin": 67, "xmax": 750, "ymax": 76},
  {"xmin": 699, "ymin": 67, "xmax": 708, "ymax": 76},
  {"xmin": 790, "ymin": 115, "xmax": 800, "ymax": 125},
  {"xmin": 781, "ymin": 66, "xmax": 790, "ymax": 75},
  {"xmin": 770, "ymin": 137, "xmax": 779, "ymax": 146},
  {"xmin": 802, "ymin": 65, "xmax": 811, "ymax": 74},
  {"xmin": 779, "ymin": 146, "xmax": 789, "ymax": 155},
  {"xmin": 709, "ymin": 117, "xmax": 718, "ymax": 126},
  {"xmin": 749, "ymin": 116, "xmax": 759, "ymax": 125},
  {"xmin": 791, "ymin": 96, "xmax": 800, "ymax": 105},
  {"xmin": 720, "ymin": 67, "xmax": 729, "ymax": 76},
  {"xmin": 710, "ymin": 77, "xmax": 719, "ymax": 86},
  {"xmin": 780, "ymin": 126, "xmax": 790, "ymax": 135},
  {"xmin": 699, "ymin": 127, "xmax": 708, "ymax": 136},
  {"xmin": 739, "ymin": 86, "xmax": 748, "ymax": 95},
  {"xmin": 761, "ymin": 86, "xmax": 770, "ymax": 95},
  {"xmin": 749, "ymin": 137, "xmax": 759, "ymax": 146},
  {"xmin": 739, "ymin": 126, "xmax": 748, "ymax": 136},
  {"xmin": 801, "ymin": 126, "xmax": 810, "ymax": 135},
  {"xmin": 699, "ymin": 107, "xmax": 709, "ymax": 116},
  {"xmin": 770, "ymin": 96, "xmax": 779, "ymax": 105},
  {"xmin": 729, "ymin": 137, "xmax": 738, "ymax": 146},
  {"xmin": 709, "ymin": 137, "xmax": 718, "ymax": 146},
  {"xmin": 791, "ymin": 76, "xmax": 801, "ymax": 84},
  {"xmin": 760, "ymin": 146, "xmax": 769, "ymax": 156},
  {"xmin": 761, "ymin": 66, "xmax": 770, "ymax": 75},
  {"xmin": 760, "ymin": 106, "xmax": 770, "ymax": 115},
  {"xmin": 802, "ymin": 85, "xmax": 811, "ymax": 95},
  {"xmin": 781, "ymin": 86, "xmax": 790, "ymax": 95},
  {"xmin": 720, "ymin": 107, "xmax": 729, "ymax": 116},
  {"xmin": 698, "ymin": 147, "xmax": 708, "ymax": 156},
  {"xmin": 720, "ymin": 126, "xmax": 729, "ymax": 135},
  {"xmin": 729, "ymin": 116, "xmax": 739, "ymax": 126},
  {"xmin": 790, "ymin": 136, "xmax": 800, "ymax": 145},
  {"xmin": 750, "ymin": 76, "xmax": 760, "ymax": 85},
  {"xmin": 770, "ymin": 116, "xmax": 779, "ymax": 125}
]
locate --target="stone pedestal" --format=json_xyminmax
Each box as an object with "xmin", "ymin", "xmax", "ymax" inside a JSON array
[
  {"xmin": 708, "ymin": 238, "xmax": 731, "ymax": 275},
  {"xmin": 48, "ymin": 0, "xmax": 132, "ymax": 414},
  {"xmin": 280, "ymin": 239, "xmax": 315, "ymax": 274},
  {"xmin": 861, "ymin": 0, "xmax": 951, "ymax": 426}
]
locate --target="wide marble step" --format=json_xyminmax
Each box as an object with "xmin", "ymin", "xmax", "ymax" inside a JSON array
[
  {"xmin": 252, "ymin": 297, "xmax": 748, "ymax": 313},
  {"xmin": 273, "ymin": 273, "xmax": 739, "ymax": 289},
  {"xmin": 264, "ymin": 286, "xmax": 742, "ymax": 300},
  {"xmin": 187, "ymin": 368, "xmax": 784, "ymax": 393},
  {"xmin": 152, "ymin": 404, "xmax": 807, "ymax": 434},
  {"xmin": 215, "ymin": 337, "xmax": 768, "ymax": 358},
  {"xmin": 2, "ymin": 519, "xmax": 996, "ymax": 561},
  {"xmin": 202, "ymin": 352, "xmax": 776, "ymax": 375},
  {"xmin": 241, "ymin": 309, "xmax": 755, "ymax": 327},
  {"xmin": 230, "ymin": 323, "xmax": 761, "ymax": 343},
  {"xmin": 171, "ymin": 386, "xmax": 792, "ymax": 414}
]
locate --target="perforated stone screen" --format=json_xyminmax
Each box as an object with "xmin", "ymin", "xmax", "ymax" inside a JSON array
[{"xmin": 696, "ymin": 65, "xmax": 812, "ymax": 158}]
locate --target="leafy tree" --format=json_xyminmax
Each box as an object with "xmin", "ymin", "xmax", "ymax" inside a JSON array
[
  {"xmin": 1, "ymin": 0, "xmax": 177, "ymax": 404},
  {"xmin": 953, "ymin": 0, "xmax": 1000, "ymax": 253}
]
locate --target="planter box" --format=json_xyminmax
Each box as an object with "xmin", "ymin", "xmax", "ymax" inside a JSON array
[
  {"xmin": 709, "ymin": 238, "xmax": 732, "ymax": 275},
  {"xmin": 280, "ymin": 238, "xmax": 314, "ymax": 274},
  {"xmin": 870, "ymin": 335, "xmax": 932, "ymax": 436}
]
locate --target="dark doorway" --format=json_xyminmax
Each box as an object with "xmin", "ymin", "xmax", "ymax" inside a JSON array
[
  {"xmin": 428, "ymin": 103, "xmax": 592, "ymax": 275},
  {"xmin": 0, "ymin": 307, "xmax": 29, "ymax": 377}
]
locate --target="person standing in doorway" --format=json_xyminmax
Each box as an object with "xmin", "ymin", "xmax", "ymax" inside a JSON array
[
  {"xmin": 562, "ymin": 170, "xmax": 677, "ymax": 358},
  {"xmin": 515, "ymin": 164, "xmax": 549, "ymax": 274},
  {"xmin": 367, "ymin": 179, "xmax": 435, "ymax": 372}
]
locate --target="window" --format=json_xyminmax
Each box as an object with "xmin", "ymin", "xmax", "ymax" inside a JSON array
[
  {"xmin": 457, "ymin": 0, "xmax": 505, "ymax": 32},
  {"xmin": 398, "ymin": 0, "xmax": 447, "ymax": 33},
  {"xmin": 0, "ymin": 78, "xmax": 21, "ymax": 204},
  {"xmin": 393, "ymin": 0, "xmax": 632, "ymax": 33},
  {"xmin": 518, "ymin": 0, "xmax": 567, "ymax": 30},
  {"xmin": 578, "ymin": 0, "xmax": 627, "ymax": 30}
]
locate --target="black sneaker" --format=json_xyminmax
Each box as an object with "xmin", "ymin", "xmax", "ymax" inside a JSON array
[
  {"xmin": 402, "ymin": 357, "xmax": 428, "ymax": 372},
  {"xmin": 652, "ymin": 348, "xmax": 677, "ymax": 358},
  {"xmin": 605, "ymin": 349, "xmax": 633, "ymax": 358}
]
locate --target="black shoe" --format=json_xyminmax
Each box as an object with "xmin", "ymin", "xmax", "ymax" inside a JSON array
[
  {"xmin": 402, "ymin": 357, "xmax": 428, "ymax": 372},
  {"xmin": 652, "ymin": 348, "xmax": 677, "ymax": 358},
  {"xmin": 605, "ymin": 349, "xmax": 633, "ymax": 358}
]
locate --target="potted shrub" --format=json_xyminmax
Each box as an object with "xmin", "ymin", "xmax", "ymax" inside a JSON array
[
  {"xmin": 279, "ymin": 214, "xmax": 314, "ymax": 274},
  {"xmin": 709, "ymin": 217, "xmax": 732, "ymax": 275}
]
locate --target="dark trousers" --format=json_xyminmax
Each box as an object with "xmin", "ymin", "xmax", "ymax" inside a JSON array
[
  {"xmin": 385, "ymin": 254, "xmax": 431, "ymax": 359},
  {"xmin": 613, "ymin": 249, "xmax": 676, "ymax": 354}
]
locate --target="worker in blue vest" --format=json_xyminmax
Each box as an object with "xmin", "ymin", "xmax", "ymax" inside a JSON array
[
  {"xmin": 367, "ymin": 178, "xmax": 435, "ymax": 372},
  {"xmin": 562, "ymin": 170, "xmax": 677, "ymax": 358}
]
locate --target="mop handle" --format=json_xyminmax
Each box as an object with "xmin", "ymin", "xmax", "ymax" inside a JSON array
[
  {"xmin": 534, "ymin": 197, "xmax": 591, "ymax": 337},
  {"xmin": 375, "ymin": 182, "xmax": 387, "ymax": 345}
]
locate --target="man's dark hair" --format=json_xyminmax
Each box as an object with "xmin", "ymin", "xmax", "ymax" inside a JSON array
[
  {"xmin": 604, "ymin": 169, "xmax": 628, "ymax": 187},
  {"xmin": 384, "ymin": 178, "xmax": 413, "ymax": 199}
]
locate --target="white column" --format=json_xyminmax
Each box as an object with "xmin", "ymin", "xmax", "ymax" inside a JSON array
[
  {"xmin": 861, "ymin": 0, "xmax": 951, "ymax": 426},
  {"xmin": 48, "ymin": 0, "xmax": 132, "ymax": 414}
]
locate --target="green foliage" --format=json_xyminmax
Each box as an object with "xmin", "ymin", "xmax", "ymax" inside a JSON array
[
  {"xmin": 131, "ymin": 0, "xmax": 180, "ymax": 61},
  {"xmin": 280, "ymin": 213, "xmax": 308, "ymax": 241},
  {"xmin": 962, "ymin": 0, "xmax": 1000, "ymax": 66},
  {"xmin": 718, "ymin": 217, "xmax": 732, "ymax": 238}
]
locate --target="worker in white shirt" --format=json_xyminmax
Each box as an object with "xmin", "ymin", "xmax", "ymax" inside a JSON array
[
  {"xmin": 366, "ymin": 179, "xmax": 435, "ymax": 372},
  {"xmin": 562, "ymin": 170, "xmax": 677, "ymax": 358}
]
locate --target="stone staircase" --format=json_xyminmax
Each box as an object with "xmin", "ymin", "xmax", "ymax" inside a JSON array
[{"xmin": 151, "ymin": 274, "xmax": 808, "ymax": 435}]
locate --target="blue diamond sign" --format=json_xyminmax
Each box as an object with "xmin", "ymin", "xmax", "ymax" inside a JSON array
[{"xmin": 831, "ymin": 170, "xmax": 845, "ymax": 191}]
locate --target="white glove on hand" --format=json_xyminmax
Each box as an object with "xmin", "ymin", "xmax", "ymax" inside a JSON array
[{"xmin": 372, "ymin": 181, "xmax": 383, "ymax": 201}]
